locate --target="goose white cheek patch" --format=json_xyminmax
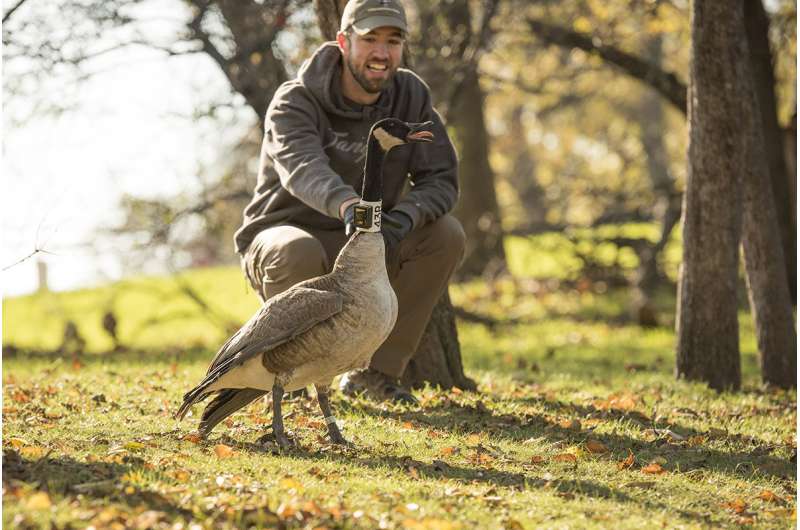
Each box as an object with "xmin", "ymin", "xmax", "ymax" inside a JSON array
[{"xmin": 354, "ymin": 200, "xmax": 382, "ymax": 232}]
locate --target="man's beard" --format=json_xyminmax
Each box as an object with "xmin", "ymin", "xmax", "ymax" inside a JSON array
[{"xmin": 346, "ymin": 55, "xmax": 395, "ymax": 94}]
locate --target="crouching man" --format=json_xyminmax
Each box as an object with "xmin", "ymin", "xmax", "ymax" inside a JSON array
[{"xmin": 233, "ymin": 0, "xmax": 464, "ymax": 404}]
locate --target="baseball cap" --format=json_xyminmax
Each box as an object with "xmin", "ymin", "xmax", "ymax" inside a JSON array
[{"xmin": 340, "ymin": 0, "xmax": 408, "ymax": 35}]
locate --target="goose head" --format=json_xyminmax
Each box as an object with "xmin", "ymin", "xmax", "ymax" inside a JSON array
[{"xmin": 354, "ymin": 119, "xmax": 435, "ymax": 233}]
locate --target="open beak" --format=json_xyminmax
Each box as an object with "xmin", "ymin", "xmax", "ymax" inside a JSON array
[{"xmin": 406, "ymin": 121, "xmax": 435, "ymax": 143}]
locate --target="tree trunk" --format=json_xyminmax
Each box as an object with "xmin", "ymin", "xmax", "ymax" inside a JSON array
[
  {"xmin": 743, "ymin": 0, "xmax": 796, "ymax": 305},
  {"xmin": 401, "ymin": 290, "xmax": 477, "ymax": 390},
  {"xmin": 675, "ymin": 0, "xmax": 745, "ymax": 391},
  {"xmin": 315, "ymin": 0, "xmax": 474, "ymax": 390},
  {"xmin": 738, "ymin": 5, "xmax": 797, "ymax": 389},
  {"xmin": 507, "ymin": 105, "xmax": 548, "ymax": 229},
  {"xmin": 449, "ymin": 68, "xmax": 507, "ymax": 279}
]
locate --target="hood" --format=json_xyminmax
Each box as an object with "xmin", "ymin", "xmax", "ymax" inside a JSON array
[{"xmin": 297, "ymin": 42, "xmax": 394, "ymax": 119}]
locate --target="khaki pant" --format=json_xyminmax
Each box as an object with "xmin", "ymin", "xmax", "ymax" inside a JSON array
[{"xmin": 241, "ymin": 215, "xmax": 465, "ymax": 377}]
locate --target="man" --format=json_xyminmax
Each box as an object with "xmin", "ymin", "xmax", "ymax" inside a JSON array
[{"xmin": 233, "ymin": 0, "xmax": 464, "ymax": 404}]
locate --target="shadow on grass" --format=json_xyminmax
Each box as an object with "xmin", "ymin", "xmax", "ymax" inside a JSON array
[
  {"xmin": 229, "ymin": 435, "xmax": 712, "ymax": 527},
  {"xmin": 335, "ymin": 394, "xmax": 795, "ymax": 485},
  {"xmin": 2, "ymin": 449, "xmax": 192, "ymax": 519}
]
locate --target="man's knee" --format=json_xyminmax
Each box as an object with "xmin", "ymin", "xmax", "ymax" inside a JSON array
[
  {"xmin": 247, "ymin": 226, "xmax": 328, "ymax": 297},
  {"xmin": 267, "ymin": 232, "xmax": 328, "ymax": 278},
  {"xmin": 425, "ymin": 215, "xmax": 466, "ymax": 262}
]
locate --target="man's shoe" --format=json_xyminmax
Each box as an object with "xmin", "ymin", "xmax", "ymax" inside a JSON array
[{"xmin": 340, "ymin": 368, "xmax": 419, "ymax": 405}]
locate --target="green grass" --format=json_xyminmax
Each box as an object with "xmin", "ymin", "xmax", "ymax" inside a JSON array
[{"xmin": 2, "ymin": 230, "xmax": 796, "ymax": 529}]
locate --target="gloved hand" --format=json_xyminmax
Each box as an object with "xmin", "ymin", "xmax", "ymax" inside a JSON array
[
  {"xmin": 343, "ymin": 202, "xmax": 357, "ymax": 236},
  {"xmin": 381, "ymin": 210, "xmax": 413, "ymax": 250}
]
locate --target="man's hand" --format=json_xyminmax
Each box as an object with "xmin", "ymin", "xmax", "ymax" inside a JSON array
[
  {"xmin": 343, "ymin": 202, "xmax": 357, "ymax": 236},
  {"xmin": 382, "ymin": 210, "xmax": 413, "ymax": 249}
]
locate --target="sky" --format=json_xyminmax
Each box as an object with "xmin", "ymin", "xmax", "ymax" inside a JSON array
[{"xmin": 2, "ymin": 0, "xmax": 252, "ymax": 297}]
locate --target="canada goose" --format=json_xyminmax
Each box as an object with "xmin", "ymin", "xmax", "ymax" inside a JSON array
[{"xmin": 176, "ymin": 118, "xmax": 434, "ymax": 448}]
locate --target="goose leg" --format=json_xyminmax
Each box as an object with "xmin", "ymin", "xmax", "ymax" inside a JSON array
[
  {"xmin": 315, "ymin": 384, "xmax": 348, "ymax": 445},
  {"xmin": 258, "ymin": 381, "xmax": 293, "ymax": 449}
]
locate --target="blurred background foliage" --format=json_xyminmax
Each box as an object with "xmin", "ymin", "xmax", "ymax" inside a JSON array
[{"xmin": 2, "ymin": 0, "xmax": 796, "ymax": 351}]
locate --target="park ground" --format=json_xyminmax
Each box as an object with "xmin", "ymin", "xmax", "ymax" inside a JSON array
[{"xmin": 2, "ymin": 228, "xmax": 796, "ymax": 529}]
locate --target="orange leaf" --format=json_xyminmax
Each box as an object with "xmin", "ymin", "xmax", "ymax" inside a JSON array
[
  {"xmin": 553, "ymin": 453, "xmax": 577, "ymax": 463},
  {"xmin": 618, "ymin": 451, "xmax": 635, "ymax": 470},
  {"xmin": 641, "ymin": 463, "xmax": 665, "ymax": 475},
  {"xmin": 214, "ymin": 444, "xmax": 235, "ymax": 458},
  {"xmin": 402, "ymin": 421, "xmax": 415, "ymax": 430},
  {"xmin": 758, "ymin": 490, "xmax": 782, "ymax": 503},
  {"xmin": 559, "ymin": 419, "xmax": 581, "ymax": 430},
  {"xmin": 723, "ymin": 498, "xmax": 747, "ymax": 514},
  {"xmin": 530, "ymin": 455, "xmax": 545, "ymax": 464},
  {"xmin": 585, "ymin": 440, "xmax": 608, "ymax": 454},
  {"xmin": 440, "ymin": 446, "xmax": 457, "ymax": 456},
  {"xmin": 183, "ymin": 433, "xmax": 202, "ymax": 444}
]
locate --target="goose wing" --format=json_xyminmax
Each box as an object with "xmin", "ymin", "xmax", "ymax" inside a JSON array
[{"xmin": 206, "ymin": 285, "xmax": 343, "ymax": 374}]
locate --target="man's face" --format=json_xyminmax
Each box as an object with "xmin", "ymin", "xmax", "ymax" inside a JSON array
[{"xmin": 340, "ymin": 26, "xmax": 404, "ymax": 94}]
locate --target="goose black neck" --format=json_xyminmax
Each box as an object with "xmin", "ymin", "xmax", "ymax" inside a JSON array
[{"xmin": 361, "ymin": 135, "xmax": 385, "ymax": 203}]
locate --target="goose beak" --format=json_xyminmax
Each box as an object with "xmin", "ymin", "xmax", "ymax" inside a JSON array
[{"xmin": 406, "ymin": 121, "xmax": 435, "ymax": 143}]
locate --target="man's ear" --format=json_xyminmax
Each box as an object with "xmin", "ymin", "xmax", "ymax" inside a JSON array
[{"xmin": 336, "ymin": 31, "xmax": 349, "ymax": 53}]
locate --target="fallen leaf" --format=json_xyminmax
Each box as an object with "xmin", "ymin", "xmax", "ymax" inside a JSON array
[
  {"xmin": 279, "ymin": 477, "xmax": 304, "ymax": 491},
  {"xmin": 214, "ymin": 444, "xmax": 235, "ymax": 459},
  {"xmin": 687, "ymin": 435, "xmax": 706, "ymax": 447},
  {"xmin": 466, "ymin": 434, "xmax": 481, "ymax": 445},
  {"xmin": 757, "ymin": 490, "xmax": 783, "ymax": 504},
  {"xmin": 641, "ymin": 463, "xmax": 665, "ymax": 475},
  {"xmin": 618, "ymin": 451, "xmax": 635, "ymax": 470},
  {"xmin": 26, "ymin": 491, "xmax": 52, "ymax": 510},
  {"xmin": 585, "ymin": 440, "xmax": 608, "ymax": 454},
  {"xmin": 440, "ymin": 446, "xmax": 457, "ymax": 456},
  {"xmin": 722, "ymin": 498, "xmax": 747, "ymax": 514},
  {"xmin": 124, "ymin": 441, "xmax": 145, "ymax": 451},
  {"xmin": 20, "ymin": 446, "xmax": 46, "ymax": 459},
  {"xmin": 553, "ymin": 453, "xmax": 577, "ymax": 463},
  {"xmin": 530, "ymin": 455, "xmax": 545, "ymax": 464},
  {"xmin": 182, "ymin": 433, "xmax": 202, "ymax": 444},
  {"xmin": 8, "ymin": 437, "xmax": 26, "ymax": 449},
  {"xmin": 559, "ymin": 419, "xmax": 581, "ymax": 430},
  {"xmin": 402, "ymin": 421, "xmax": 415, "ymax": 430}
]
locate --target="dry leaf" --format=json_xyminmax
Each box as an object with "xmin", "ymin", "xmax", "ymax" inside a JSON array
[
  {"xmin": 8, "ymin": 437, "xmax": 26, "ymax": 449},
  {"xmin": 553, "ymin": 453, "xmax": 577, "ymax": 463},
  {"xmin": 124, "ymin": 441, "xmax": 145, "ymax": 451},
  {"xmin": 722, "ymin": 498, "xmax": 747, "ymax": 514},
  {"xmin": 530, "ymin": 455, "xmax": 545, "ymax": 464},
  {"xmin": 466, "ymin": 434, "xmax": 481, "ymax": 445},
  {"xmin": 279, "ymin": 477, "xmax": 304, "ymax": 491},
  {"xmin": 214, "ymin": 444, "xmax": 235, "ymax": 458},
  {"xmin": 26, "ymin": 491, "xmax": 52, "ymax": 510},
  {"xmin": 440, "ymin": 446, "xmax": 457, "ymax": 456},
  {"xmin": 585, "ymin": 440, "xmax": 608, "ymax": 454},
  {"xmin": 559, "ymin": 419, "xmax": 581, "ymax": 430},
  {"xmin": 402, "ymin": 421, "xmax": 415, "ymax": 430},
  {"xmin": 20, "ymin": 446, "xmax": 46, "ymax": 459},
  {"xmin": 687, "ymin": 435, "xmax": 706, "ymax": 447},
  {"xmin": 757, "ymin": 490, "xmax": 782, "ymax": 504},
  {"xmin": 618, "ymin": 451, "xmax": 635, "ymax": 470},
  {"xmin": 182, "ymin": 433, "xmax": 202, "ymax": 444},
  {"xmin": 641, "ymin": 463, "xmax": 665, "ymax": 475}
]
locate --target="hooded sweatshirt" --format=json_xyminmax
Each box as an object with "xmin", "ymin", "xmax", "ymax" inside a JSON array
[{"xmin": 233, "ymin": 42, "xmax": 459, "ymax": 254}]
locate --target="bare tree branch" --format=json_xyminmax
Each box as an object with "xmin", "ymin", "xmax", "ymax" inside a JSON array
[
  {"xmin": 526, "ymin": 17, "xmax": 688, "ymax": 115},
  {"xmin": 2, "ymin": 0, "xmax": 29, "ymax": 23}
]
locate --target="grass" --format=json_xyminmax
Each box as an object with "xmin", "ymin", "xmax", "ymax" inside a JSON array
[{"xmin": 2, "ymin": 230, "xmax": 796, "ymax": 529}]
